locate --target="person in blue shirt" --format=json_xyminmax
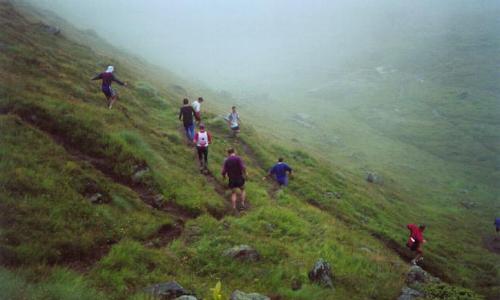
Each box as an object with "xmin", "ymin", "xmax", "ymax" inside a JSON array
[
  {"xmin": 495, "ymin": 217, "xmax": 500, "ymax": 234},
  {"xmin": 264, "ymin": 157, "xmax": 293, "ymax": 186}
]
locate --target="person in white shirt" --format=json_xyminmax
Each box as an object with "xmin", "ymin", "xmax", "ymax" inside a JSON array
[
  {"xmin": 226, "ymin": 106, "xmax": 241, "ymax": 137},
  {"xmin": 192, "ymin": 97, "xmax": 204, "ymax": 123}
]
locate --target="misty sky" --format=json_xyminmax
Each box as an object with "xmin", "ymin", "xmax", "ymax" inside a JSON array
[{"xmin": 31, "ymin": 0, "xmax": 499, "ymax": 95}]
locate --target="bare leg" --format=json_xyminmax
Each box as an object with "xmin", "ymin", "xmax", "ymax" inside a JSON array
[
  {"xmin": 108, "ymin": 95, "xmax": 117, "ymax": 109},
  {"xmin": 240, "ymin": 189, "xmax": 246, "ymax": 208},
  {"xmin": 231, "ymin": 191, "xmax": 237, "ymax": 210}
]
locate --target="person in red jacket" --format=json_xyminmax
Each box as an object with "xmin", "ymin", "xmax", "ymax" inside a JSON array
[
  {"xmin": 407, "ymin": 224, "xmax": 426, "ymax": 265},
  {"xmin": 193, "ymin": 123, "xmax": 212, "ymax": 172}
]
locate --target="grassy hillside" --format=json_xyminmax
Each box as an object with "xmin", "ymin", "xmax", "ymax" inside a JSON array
[{"xmin": 0, "ymin": 1, "xmax": 497, "ymax": 299}]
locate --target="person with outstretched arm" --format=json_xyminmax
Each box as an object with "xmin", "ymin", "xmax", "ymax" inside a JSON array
[
  {"xmin": 264, "ymin": 157, "xmax": 293, "ymax": 186},
  {"xmin": 406, "ymin": 224, "xmax": 427, "ymax": 265},
  {"xmin": 193, "ymin": 123, "xmax": 212, "ymax": 172},
  {"xmin": 91, "ymin": 65, "xmax": 127, "ymax": 109},
  {"xmin": 179, "ymin": 98, "xmax": 196, "ymax": 143},
  {"xmin": 221, "ymin": 148, "xmax": 247, "ymax": 212}
]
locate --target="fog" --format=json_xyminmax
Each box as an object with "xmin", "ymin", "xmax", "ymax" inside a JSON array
[
  {"xmin": 30, "ymin": 0, "xmax": 500, "ymax": 201},
  {"xmin": 30, "ymin": 0, "xmax": 499, "ymax": 94}
]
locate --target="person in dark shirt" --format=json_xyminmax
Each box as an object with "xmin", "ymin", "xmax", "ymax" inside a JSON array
[
  {"xmin": 91, "ymin": 65, "xmax": 127, "ymax": 109},
  {"xmin": 406, "ymin": 224, "xmax": 426, "ymax": 265},
  {"xmin": 265, "ymin": 157, "xmax": 293, "ymax": 186},
  {"xmin": 495, "ymin": 217, "xmax": 500, "ymax": 234},
  {"xmin": 179, "ymin": 98, "xmax": 196, "ymax": 142},
  {"xmin": 221, "ymin": 148, "xmax": 247, "ymax": 211}
]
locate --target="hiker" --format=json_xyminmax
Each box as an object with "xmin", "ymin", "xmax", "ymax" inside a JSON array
[
  {"xmin": 192, "ymin": 97, "xmax": 204, "ymax": 123},
  {"xmin": 264, "ymin": 157, "xmax": 293, "ymax": 186},
  {"xmin": 91, "ymin": 65, "xmax": 127, "ymax": 109},
  {"xmin": 221, "ymin": 148, "xmax": 247, "ymax": 211},
  {"xmin": 406, "ymin": 224, "xmax": 426, "ymax": 265},
  {"xmin": 179, "ymin": 98, "xmax": 196, "ymax": 142},
  {"xmin": 495, "ymin": 217, "xmax": 500, "ymax": 234},
  {"xmin": 193, "ymin": 123, "xmax": 212, "ymax": 171},
  {"xmin": 225, "ymin": 106, "xmax": 241, "ymax": 137}
]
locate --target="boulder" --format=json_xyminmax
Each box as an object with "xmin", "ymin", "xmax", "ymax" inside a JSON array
[
  {"xmin": 223, "ymin": 245, "xmax": 260, "ymax": 262},
  {"xmin": 308, "ymin": 259, "xmax": 334, "ymax": 288},
  {"xmin": 38, "ymin": 24, "xmax": 61, "ymax": 35},
  {"xmin": 230, "ymin": 290, "xmax": 270, "ymax": 300},
  {"xmin": 406, "ymin": 265, "xmax": 440, "ymax": 286},
  {"xmin": 144, "ymin": 281, "xmax": 192, "ymax": 299},
  {"xmin": 366, "ymin": 172, "xmax": 383, "ymax": 184},
  {"xmin": 397, "ymin": 287, "xmax": 423, "ymax": 300}
]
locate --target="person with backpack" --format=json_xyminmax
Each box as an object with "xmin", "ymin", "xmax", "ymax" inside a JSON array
[
  {"xmin": 179, "ymin": 98, "xmax": 196, "ymax": 143},
  {"xmin": 192, "ymin": 97, "xmax": 204, "ymax": 123},
  {"xmin": 221, "ymin": 148, "xmax": 247, "ymax": 211},
  {"xmin": 193, "ymin": 123, "xmax": 212, "ymax": 172},
  {"xmin": 406, "ymin": 224, "xmax": 426, "ymax": 265},
  {"xmin": 225, "ymin": 106, "xmax": 241, "ymax": 137},
  {"xmin": 91, "ymin": 65, "xmax": 127, "ymax": 109},
  {"xmin": 264, "ymin": 157, "xmax": 293, "ymax": 186}
]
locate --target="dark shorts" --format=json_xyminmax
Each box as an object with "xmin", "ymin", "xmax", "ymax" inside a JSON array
[
  {"xmin": 496, "ymin": 226, "xmax": 500, "ymax": 233},
  {"xmin": 102, "ymin": 86, "xmax": 116, "ymax": 98},
  {"xmin": 231, "ymin": 126, "xmax": 240, "ymax": 131},
  {"xmin": 228, "ymin": 177, "xmax": 245, "ymax": 189}
]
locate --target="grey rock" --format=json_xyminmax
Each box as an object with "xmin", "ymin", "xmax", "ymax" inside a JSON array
[
  {"xmin": 406, "ymin": 265, "xmax": 440, "ymax": 287},
  {"xmin": 88, "ymin": 193, "xmax": 103, "ymax": 204},
  {"xmin": 223, "ymin": 245, "xmax": 260, "ymax": 262},
  {"xmin": 39, "ymin": 24, "xmax": 61, "ymax": 35},
  {"xmin": 175, "ymin": 296, "xmax": 198, "ymax": 300},
  {"xmin": 132, "ymin": 167, "xmax": 150, "ymax": 183},
  {"xmin": 230, "ymin": 290, "xmax": 270, "ymax": 300},
  {"xmin": 144, "ymin": 281, "xmax": 192, "ymax": 299},
  {"xmin": 308, "ymin": 258, "xmax": 334, "ymax": 288},
  {"xmin": 366, "ymin": 172, "xmax": 383, "ymax": 184},
  {"xmin": 397, "ymin": 287, "xmax": 423, "ymax": 300},
  {"xmin": 153, "ymin": 194, "xmax": 164, "ymax": 207}
]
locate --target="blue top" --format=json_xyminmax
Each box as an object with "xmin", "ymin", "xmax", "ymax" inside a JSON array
[
  {"xmin": 270, "ymin": 162, "xmax": 292, "ymax": 182},
  {"xmin": 495, "ymin": 217, "xmax": 500, "ymax": 227}
]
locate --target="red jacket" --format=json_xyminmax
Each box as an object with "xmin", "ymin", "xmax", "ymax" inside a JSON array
[{"xmin": 407, "ymin": 224, "xmax": 424, "ymax": 243}]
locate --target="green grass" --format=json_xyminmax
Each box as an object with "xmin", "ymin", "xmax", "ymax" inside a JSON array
[{"xmin": 0, "ymin": 1, "xmax": 496, "ymax": 299}]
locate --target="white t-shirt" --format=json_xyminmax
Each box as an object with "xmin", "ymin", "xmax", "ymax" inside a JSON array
[
  {"xmin": 192, "ymin": 101, "xmax": 201, "ymax": 112},
  {"xmin": 227, "ymin": 112, "xmax": 240, "ymax": 128}
]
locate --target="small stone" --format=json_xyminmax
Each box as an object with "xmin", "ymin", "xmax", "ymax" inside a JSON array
[
  {"xmin": 223, "ymin": 245, "xmax": 260, "ymax": 262},
  {"xmin": 88, "ymin": 193, "xmax": 103, "ymax": 204},
  {"xmin": 132, "ymin": 167, "xmax": 150, "ymax": 183},
  {"xmin": 230, "ymin": 290, "xmax": 270, "ymax": 300},
  {"xmin": 308, "ymin": 259, "xmax": 334, "ymax": 288}
]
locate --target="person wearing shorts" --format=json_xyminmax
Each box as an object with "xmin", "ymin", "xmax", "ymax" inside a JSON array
[
  {"xmin": 406, "ymin": 224, "xmax": 426, "ymax": 265},
  {"xmin": 495, "ymin": 217, "xmax": 500, "ymax": 234},
  {"xmin": 192, "ymin": 97, "xmax": 204, "ymax": 123},
  {"xmin": 91, "ymin": 66, "xmax": 127, "ymax": 109},
  {"xmin": 193, "ymin": 123, "xmax": 212, "ymax": 171},
  {"xmin": 226, "ymin": 106, "xmax": 241, "ymax": 137},
  {"xmin": 221, "ymin": 148, "xmax": 247, "ymax": 210},
  {"xmin": 265, "ymin": 157, "xmax": 293, "ymax": 186}
]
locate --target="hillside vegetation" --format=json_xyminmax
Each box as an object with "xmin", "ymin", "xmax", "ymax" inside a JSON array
[{"xmin": 0, "ymin": 1, "xmax": 497, "ymax": 299}]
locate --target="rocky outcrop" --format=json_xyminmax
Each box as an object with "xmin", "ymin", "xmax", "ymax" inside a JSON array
[
  {"xmin": 308, "ymin": 259, "xmax": 334, "ymax": 288},
  {"xmin": 174, "ymin": 296, "xmax": 198, "ymax": 300},
  {"xmin": 397, "ymin": 265, "xmax": 441, "ymax": 300},
  {"xmin": 144, "ymin": 281, "xmax": 193, "ymax": 299},
  {"xmin": 223, "ymin": 245, "xmax": 260, "ymax": 262},
  {"xmin": 230, "ymin": 290, "xmax": 270, "ymax": 300},
  {"xmin": 397, "ymin": 287, "xmax": 423, "ymax": 300}
]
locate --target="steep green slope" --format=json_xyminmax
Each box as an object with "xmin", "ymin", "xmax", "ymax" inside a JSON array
[{"xmin": 0, "ymin": 1, "xmax": 495, "ymax": 299}]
